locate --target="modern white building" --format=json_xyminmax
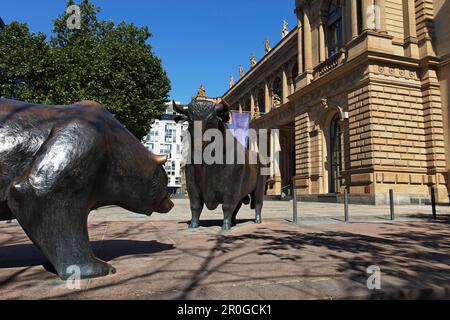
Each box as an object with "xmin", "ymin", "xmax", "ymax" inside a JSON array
[{"xmin": 142, "ymin": 102, "xmax": 188, "ymax": 195}]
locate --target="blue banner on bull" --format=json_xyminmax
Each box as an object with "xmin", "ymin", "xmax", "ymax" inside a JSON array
[{"xmin": 229, "ymin": 112, "xmax": 250, "ymax": 149}]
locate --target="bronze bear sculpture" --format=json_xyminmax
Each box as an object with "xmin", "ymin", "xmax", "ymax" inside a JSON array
[
  {"xmin": 173, "ymin": 100, "xmax": 268, "ymax": 230},
  {"xmin": 0, "ymin": 98, "xmax": 174, "ymax": 280}
]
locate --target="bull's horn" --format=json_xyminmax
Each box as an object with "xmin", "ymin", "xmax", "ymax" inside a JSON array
[
  {"xmin": 215, "ymin": 99, "xmax": 230, "ymax": 114},
  {"xmin": 172, "ymin": 101, "xmax": 188, "ymax": 115},
  {"xmin": 154, "ymin": 154, "xmax": 168, "ymax": 166}
]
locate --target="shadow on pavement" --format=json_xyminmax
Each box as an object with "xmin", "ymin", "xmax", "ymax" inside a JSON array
[
  {"xmin": 178, "ymin": 219, "xmax": 256, "ymax": 228},
  {"xmin": 0, "ymin": 240, "xmax": 175, "ymax": 269},
  {"xmin": 174, "ymin": 217, "xmax": 450, "ymax": 299}
]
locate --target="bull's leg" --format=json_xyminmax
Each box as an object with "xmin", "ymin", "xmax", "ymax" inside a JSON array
[
  {"xmin": 8, "ymin": 182, "xmax": 116, "ymax": 280},
  {"xmin": 231, "ymin": 201, "xmax": 242, "ymax": 226},
  {"xmin": 255, "ymin": 203, "xmax": 263, "ymax": 224},
  {"xmin": 252, "ymin": 175, "xmax": 267, "ymax": 225},
  {"xmin": 189, "ymin": 199, "xmax": 204, "ymax": 229},
  {"xmin": 222, "ymin": 203, "xmax": 239, "ymax": 231},
  {"xmin": 251, "ymin": 191, "xmax": 263, "ymax": 224}
]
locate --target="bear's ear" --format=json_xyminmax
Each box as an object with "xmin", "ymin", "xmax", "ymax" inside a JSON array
[{"xmin": 75, "ymin": 100, "xmax": 102, "ymax": 108}]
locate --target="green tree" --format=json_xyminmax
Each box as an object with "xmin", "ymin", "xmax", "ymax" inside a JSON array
[
  {"xmin": 0, "ymin": 22, "xmax": 51, "ymax": 103},
  {"xmin": 0, "ymin": 0, "xmax": 171, "ymax": 139}
]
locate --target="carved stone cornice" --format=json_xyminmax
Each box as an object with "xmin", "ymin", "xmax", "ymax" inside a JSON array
[
  {"xmin": 440, "ymin": 54, "xmax": 450, "ymax": 67},
  {"xmin": 223, "ymin": 30, "xmax": 298, "ymax": 104},
  {"xmin": 251, "ymin": 100, "xmax": 295, "ymax": 130}
]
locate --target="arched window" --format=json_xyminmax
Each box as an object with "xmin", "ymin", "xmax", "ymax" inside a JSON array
[{"xmin": 327, "ymin": 0, "xmax": 343, "ymax": 57}]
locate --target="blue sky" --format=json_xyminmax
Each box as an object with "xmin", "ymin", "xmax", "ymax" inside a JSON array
[{"xmin": 2, "ymin": 0, "xmax": 297, "ymax": 103}]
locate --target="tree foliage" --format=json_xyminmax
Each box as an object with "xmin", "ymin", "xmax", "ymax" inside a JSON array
[{"xmin": 0, "ymin": 0, "xmax": 170, "ymax": 139}]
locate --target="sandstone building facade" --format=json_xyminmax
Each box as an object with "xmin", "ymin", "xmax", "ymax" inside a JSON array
[{"xmin": 221, "ymin": 0, "xmax": 450, "ymax": 204}]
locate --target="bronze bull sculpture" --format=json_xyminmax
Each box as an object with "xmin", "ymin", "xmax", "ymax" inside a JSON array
[
  {"xmin": 173, "ymin": 100, "xmax": 267, "ymax": 230},
  {"xmin": 0, "ymin": 98, "xmax": 174, "ymax": 280}
]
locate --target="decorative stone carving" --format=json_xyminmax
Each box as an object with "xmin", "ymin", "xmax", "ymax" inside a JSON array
[
  {"xmin": 251, "ymin": 53, "xmax": 256, "ymax": 67},
  {"xmin": 282, "ymin": 19, "xmax": 289, "ymax": 38},
  {"xmin": 239, "ymin": 65, "xmax": 244, "ymax": 78},
  {"xmin": 272, "ymin": 93, "xmax": 282, "ymax": 108},
  {"xmin": 265, "ymin": 38, "xmax": 271, "ymax": 53},
  {"xmin": 194, "ymin": 84, "xmax": 207, "ymax": 100},
  {"xmin": 229, "ymin": 75, "xmax": 235, "ymax": 88},
  {"xmin": 321, "ymin": 98, "xmax": 348, "ymax": 121}
]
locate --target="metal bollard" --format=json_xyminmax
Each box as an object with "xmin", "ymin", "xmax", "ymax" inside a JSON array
[
  {"xmin": 389, "ymin": 189, "xmax": 395, "ymax": 221},
  {"xmin": 293, "ymin": 187, "xmax": 298, "ymax": 224},
  {"xmin": 431, "ymin": 186, "xmax": 437, "ymax": 220},
  {"xmin": 344, "ymin": 188, "xmax": 349, "ymax": 223}
]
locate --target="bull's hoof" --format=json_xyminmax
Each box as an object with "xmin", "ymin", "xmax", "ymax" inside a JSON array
[
  {"xmin": 255, "ymin": 218, "xmax": 262, "ymax": 224},
  {"xmin": 222, "ymin": 221, "xmax": 232, "ymax": 231},
  {"xmin": 189, "ymin": 221, "xmax": 199, "ymax": 229}
]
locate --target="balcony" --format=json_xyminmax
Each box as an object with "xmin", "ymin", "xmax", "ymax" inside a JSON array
[{"xmin": 313, "ymin": 49, "xmax": 347, "ymax": 79}]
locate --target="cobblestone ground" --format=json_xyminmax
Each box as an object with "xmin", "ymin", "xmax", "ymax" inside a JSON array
[{"xmin": 1, "ymin": 200, "xmax": 450, "ymax": 300}]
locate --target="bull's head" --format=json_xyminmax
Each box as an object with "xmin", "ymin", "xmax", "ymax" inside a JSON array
[
  {"xmin": 172, "ymin": 100, "xmax": 230, "ymax": 162},
  {"xmin": 172, "ymin": 99, "xmax": 230, "ymax": 131}
]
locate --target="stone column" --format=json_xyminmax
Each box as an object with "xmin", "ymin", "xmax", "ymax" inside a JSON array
[
  {"xmin": 350, "ymin": 0, "xmax": 359, "ymax": 39},
  {"xmin": 375, "ymin": 0, "xmax": 386, "ymax": 32},
  {"xmin": 362, "ymin": 0, "xmax": 374, "ymax": 32},
  {"xmin": 303, "ymin": 11, "xmax": 313, "ymax": 73},
  {"xmin": 264, "ymin": 80, "xmax": 271, "ymax": 113},
  {"xmin": 403, "ymin": 0, "xmax": 419, "ymax": 58},
  {"xmin": 297, "ymin": 9, "xmax": 304, "ymax": 75},
  {"xmin": 250, "ymin": 91, "xmax": 255, "ymax": 119},
  {"xmin": 318, "ymin": 19, "xmax": 326, "ymax": 62},
  {"xmin": 282, "ymin": 67, "xmax": 289, "ymax": 104},
  {"xmin": 342, "ymin": 0, "xmax": 348, "ymax": 43},
  {"xmin": 270, "ymin": 129, "xmax": 282, "ymax": 195}
]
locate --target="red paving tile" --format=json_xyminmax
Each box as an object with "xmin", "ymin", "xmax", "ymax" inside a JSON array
[{"xmin": 1, "ymin": 218, "xmax": 450, "ymax": 299}]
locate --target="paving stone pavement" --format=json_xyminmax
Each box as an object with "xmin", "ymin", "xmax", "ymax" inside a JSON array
[
  {"xmin": 1, "ymin": 200, "xmax": 450, "ymax": 300},
  {"xmin": 90, "ymin": 199, "xmax": 450, "ymax": 223}
]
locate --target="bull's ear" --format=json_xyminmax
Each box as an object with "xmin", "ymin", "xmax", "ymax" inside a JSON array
[
  {"xmin": 174, "ymin": 115, "xmax": 188, "ymax": 123},
  {"xmin": 215, "ymin": 99, "xmax": 230, "ymax": 115},
  {"xmin": 154, "ymin": 154, "xmax": 168, "ymax": 166},
  {"xmin": 173, "ymin": 101, "xmax": 188, "ymax": 115}
]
